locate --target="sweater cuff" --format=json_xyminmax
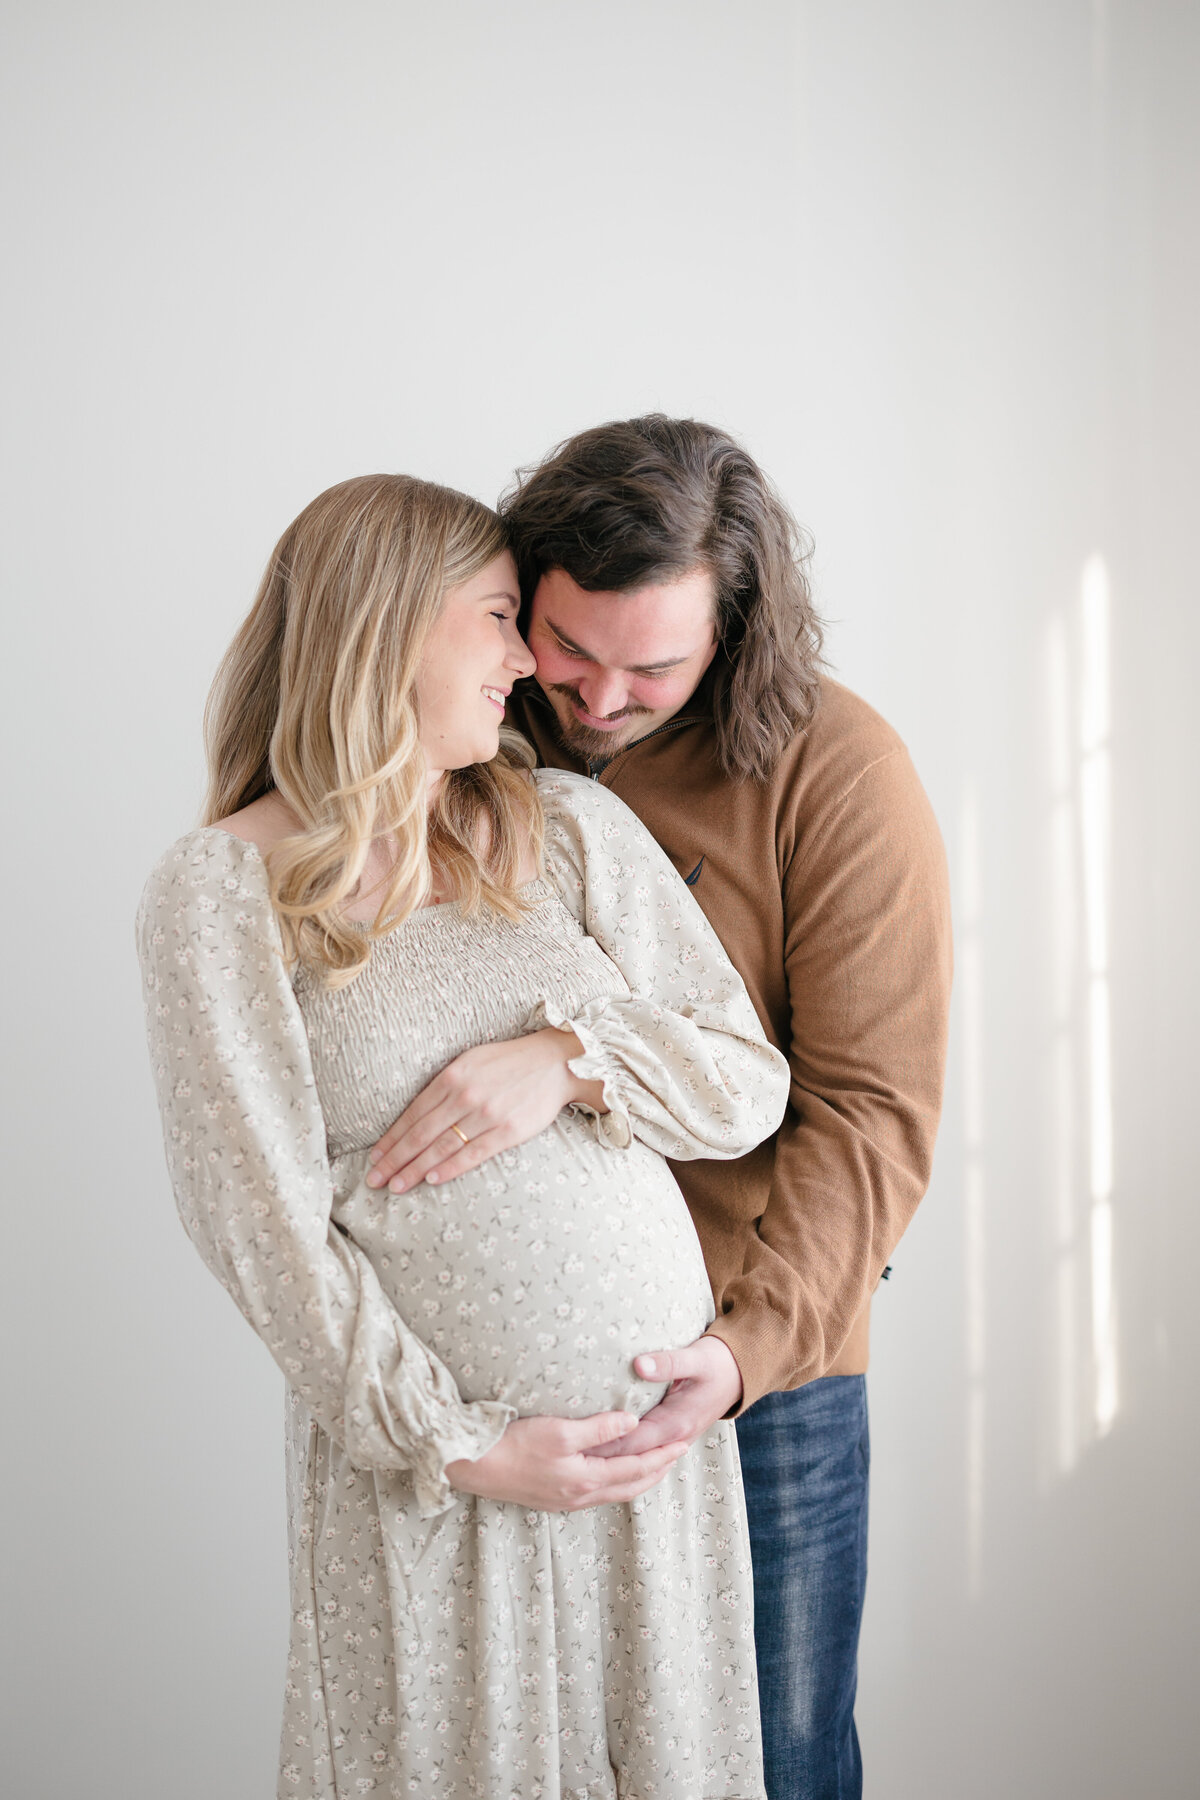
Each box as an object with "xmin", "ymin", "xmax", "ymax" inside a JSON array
[{"xmin": 704, "ymin": 1304, "xmax": 803, "ymax": 1416}]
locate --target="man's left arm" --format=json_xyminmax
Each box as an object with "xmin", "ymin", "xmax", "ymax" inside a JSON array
[{"xmin": 604, "ymin": 743, "xmax": 953, "ymax": 1449}]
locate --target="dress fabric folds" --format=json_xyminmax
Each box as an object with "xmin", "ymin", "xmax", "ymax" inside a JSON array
[{"xmin": 138, "ymin": 771, "xmax": 789, "ymax": 1800}]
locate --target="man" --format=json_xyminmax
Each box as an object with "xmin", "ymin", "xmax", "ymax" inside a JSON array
[{"xmin": 501, "ymin": 415, "xmax": 953, "ymax": 1799}]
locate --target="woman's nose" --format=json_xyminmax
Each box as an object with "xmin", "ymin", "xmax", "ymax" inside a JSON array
[{"xmin": 506, "ymin": 625, "xmax": 537, "ymax": 679}]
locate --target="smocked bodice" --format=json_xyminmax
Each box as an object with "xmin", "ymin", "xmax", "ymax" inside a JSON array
[{"xmin": 293, "ymin": 878, "xmax": 627, "ymax": 1157}]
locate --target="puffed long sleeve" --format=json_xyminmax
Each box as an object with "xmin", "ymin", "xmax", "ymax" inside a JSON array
[
  {"xmin": 533, "ymin": 771, "xmax": 790, "ymax": 1160},
  {"xmin": 136, "ymin": 829, "xmax": 514, "ymax": 1516}
]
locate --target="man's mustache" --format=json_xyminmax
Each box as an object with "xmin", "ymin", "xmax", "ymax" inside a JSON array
[{"xmin": 547, "ymin": 682, "xmax": 653, "ymax": 724}]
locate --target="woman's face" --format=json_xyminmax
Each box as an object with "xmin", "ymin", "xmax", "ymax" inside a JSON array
[{"xmin": 416, "ymin": 551, "xmax": 535, "ymax": 784}]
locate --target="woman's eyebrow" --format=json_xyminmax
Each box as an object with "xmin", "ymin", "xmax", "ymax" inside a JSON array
[
  {"xmin": 479, "ymin": 589, "xmax": 520, "ymax": 605},
  {"xmin": 544, "ymin": 617, "xmax": 690, "ymax": 674}
]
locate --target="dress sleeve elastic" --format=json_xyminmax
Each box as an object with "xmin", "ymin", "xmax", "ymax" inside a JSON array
[
  {"xmin": 534, "ymin": 772, "xmax": 791, "ymax": 1160},
  {"xmin": 136, "ymin": 829, "xmax": 514, "ymax": 1517}
]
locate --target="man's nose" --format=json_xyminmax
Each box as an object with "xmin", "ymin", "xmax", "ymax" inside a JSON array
[{"xmin": 577, "ymin": 669, "xmax": 630, "ymax": 718}]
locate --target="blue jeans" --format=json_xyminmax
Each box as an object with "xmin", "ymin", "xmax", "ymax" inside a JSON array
[{"xmin": 736, "ymin": 1375, "xmax": 870, "ymax": 1800}]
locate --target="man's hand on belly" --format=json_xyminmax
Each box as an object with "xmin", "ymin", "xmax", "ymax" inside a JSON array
[
  {"xmin": 584, "ymin": 1335, "xmax": 745, "ymax": 1460},
  {"xmin": 445, "ymin": 1410, "xmax": 691, "ymax": 1511}
]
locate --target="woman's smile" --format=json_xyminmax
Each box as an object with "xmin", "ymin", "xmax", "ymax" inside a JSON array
[{"xmin": 415, "ymin": 550, "xmax": 535, "ymax": 778}]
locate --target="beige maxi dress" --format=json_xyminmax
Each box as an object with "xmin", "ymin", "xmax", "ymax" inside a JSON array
[{"xmin": 138, "ymin": 771, "xmax": 790, "ymax": 1800}]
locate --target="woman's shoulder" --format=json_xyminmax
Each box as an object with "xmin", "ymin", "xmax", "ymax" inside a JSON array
[
  {"xmin": 208, "ymin": 790, "xmax": 300, "ymax": 850},
  {"xmin": 137, "ymin": 823, "xmax": 272, "ymax": 946},
  {"xmin": 141, "ymin": 792, "xmax": 298, "ymax": 905}
]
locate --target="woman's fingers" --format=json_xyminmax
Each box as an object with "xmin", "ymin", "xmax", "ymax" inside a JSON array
[
  {"xmin": 404, "ymin": 1125, "xmax": 509, "ymax": 1190},
  {"xmin": 367, "ymin": 1099, "xmax": 479, "ymax": 1189},
  {"xmin": 366, "ymin": 1057, "xmax": 504, "ymax": 1188},
  {"xmin": 554, "ymin": 1413, "xmax": 691, "ymax": 1504},
  {"xmin": 365, "ymin": 1093, "xmax": 450, "ymax": 1186},
  {"xmin": 558, "ymin": 1411, "xmax": 639, "ymax": 1453},
  {"xmin": 568, "ymin": 1439, "xmax": 691, "ymax": 1508},
  {"xmin": 367, "ymin": 1032, "xmax": 577, "ymax": 1192},
  {"xmin": 585, "ymin": 1396, "xmax": 689, "ymax": 1458},
  {"xmin": 369, "ymin": 1075, "xmax": 448, "ymax": 1153},
  {"xmin": 445, "ymin": 1412, "xmax": 690, "ymax": 1511}
]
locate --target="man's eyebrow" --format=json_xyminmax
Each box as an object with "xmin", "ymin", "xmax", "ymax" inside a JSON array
[{"xmin": 544, "ymin": 617, "xmax": 691, "ymax": 674}]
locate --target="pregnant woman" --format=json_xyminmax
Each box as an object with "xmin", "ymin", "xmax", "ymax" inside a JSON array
[{"xmin": 137, "ymin": 473, "xmax": 789, "ymax": 1800}]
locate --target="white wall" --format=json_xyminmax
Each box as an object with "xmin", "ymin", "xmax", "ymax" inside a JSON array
[{"xmin": 2, "ymin": 3, "xmax": 1196, "ymax": 1795}]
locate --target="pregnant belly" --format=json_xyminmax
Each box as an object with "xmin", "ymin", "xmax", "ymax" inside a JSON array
[{"xmin": 333, "ymin": 1113, "xmax": 715, "ymax": 1417}]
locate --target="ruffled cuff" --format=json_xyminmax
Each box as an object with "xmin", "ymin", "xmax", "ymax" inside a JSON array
[
  {"xmin": 409, "ymin": 1398, "xmax": 516, "ymax": 1519},
  {"xmin": 525, "ymin": 997, "xmax": 634, "ymax": 1150}
]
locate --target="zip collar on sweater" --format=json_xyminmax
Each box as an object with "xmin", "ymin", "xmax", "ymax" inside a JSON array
[{"xmin": 586, "ymin": 713, "xmax": 704, "ymax": 780}]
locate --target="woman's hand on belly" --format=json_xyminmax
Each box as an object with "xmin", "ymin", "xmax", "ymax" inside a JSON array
[
  {"xmin": 444, "ymin": 1408, "xmax": 690, "ymax": 1511},
  {"xmin": 365, "ymin": 1027, "xmax": 607, "ymax": 1194}
]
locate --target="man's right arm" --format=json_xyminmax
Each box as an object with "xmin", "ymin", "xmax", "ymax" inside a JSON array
[{"xmin": 705, "ymin": 741, "xmax": 953, "ymax": 1408}]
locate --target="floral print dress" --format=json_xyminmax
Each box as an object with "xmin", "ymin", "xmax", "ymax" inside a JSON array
[{"xmin": 137, "ymin": 771, "xmax": 789, "ymax": 1800}]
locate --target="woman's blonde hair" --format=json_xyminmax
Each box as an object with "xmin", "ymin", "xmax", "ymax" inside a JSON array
[{"xmin": 203, "ymin": 473, "xmax": 543, "ymax": 985}]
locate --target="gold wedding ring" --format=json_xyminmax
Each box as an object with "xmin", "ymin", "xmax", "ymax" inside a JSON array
[{"xmin": 450, "ymin": 1123, "xmax": 471, "ymax": 1146}]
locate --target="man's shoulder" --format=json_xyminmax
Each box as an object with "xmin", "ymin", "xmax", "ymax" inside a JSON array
[
  {"xmin": 779, "ymin": 681, "xmax": 946, "ymax": 881},
  {"xmin": 798, "ymin": 676, "xmax": 906, "ymax": 762},
  {"xmin": 770, "ymin": 676, "xmax": 910, "ymax": 808}
]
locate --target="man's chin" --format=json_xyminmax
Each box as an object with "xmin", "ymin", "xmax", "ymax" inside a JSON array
[
  {"xmin": 555, "ymin": 720, "xmax": 642, "ymax": 763},
  {"xmin": 547, "ymin": 701, "xmax": 644, "ymax": 764}
]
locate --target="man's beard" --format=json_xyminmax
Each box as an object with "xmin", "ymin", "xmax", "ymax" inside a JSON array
[{"xmin": 544, "ymin": 683, "xmax": 653, "ymax": 764}]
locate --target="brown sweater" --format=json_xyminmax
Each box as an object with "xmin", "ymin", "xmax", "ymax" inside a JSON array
[{"xmin": 507, "ymin": 675, "xmax": 953, "ymax": 1413}]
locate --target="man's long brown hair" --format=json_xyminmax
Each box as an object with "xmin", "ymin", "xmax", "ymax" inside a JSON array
[{"xmin": 499, "ymin": 415, "xmax": 824, "ymax": 781}]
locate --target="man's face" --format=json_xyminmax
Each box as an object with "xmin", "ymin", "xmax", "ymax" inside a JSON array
[{"xmin": 526, "ymin": 566, "xmax": 719, "ymax": 762}]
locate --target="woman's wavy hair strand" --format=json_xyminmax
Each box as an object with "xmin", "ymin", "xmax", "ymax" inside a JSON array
[{"xmin": 203, "ymin": 473, "xmax": 541, "ymax": 985}]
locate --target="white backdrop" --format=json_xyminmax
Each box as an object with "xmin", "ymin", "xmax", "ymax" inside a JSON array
[{"xmin": 2, "ymin": 4, "xmax": 1196, "ymax": 1796}]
